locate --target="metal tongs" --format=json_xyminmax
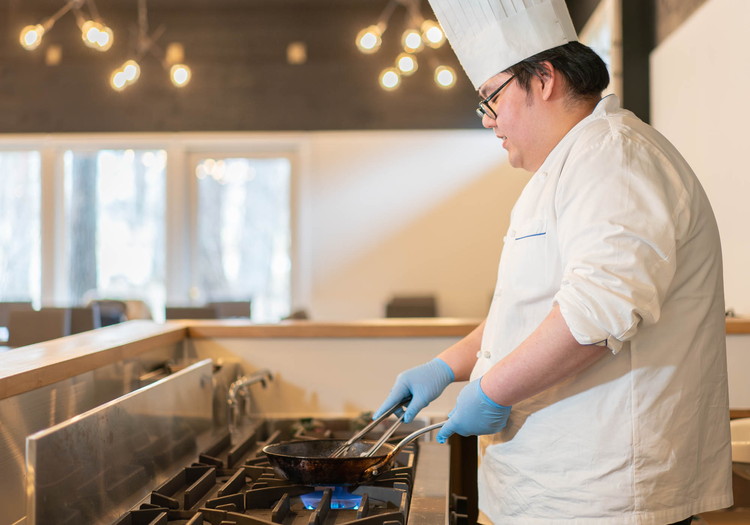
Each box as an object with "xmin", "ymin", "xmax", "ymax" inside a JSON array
[{"xmin": 328, "ymin": 397, "xmax": 410, "ymax": 458}]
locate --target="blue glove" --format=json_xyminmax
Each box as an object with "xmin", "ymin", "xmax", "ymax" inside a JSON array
[
  {"xmin": 374, "ymin": 358, "xmax": 455, "ymax": 423},
  {"xmin": 436, "ymin": 378, "xmax": 511, "ymax": 444}
]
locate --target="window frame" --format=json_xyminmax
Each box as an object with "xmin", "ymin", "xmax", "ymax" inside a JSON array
[{"xmin": 0, "ymin": 132, "xmax": 305, "ymax": 320}]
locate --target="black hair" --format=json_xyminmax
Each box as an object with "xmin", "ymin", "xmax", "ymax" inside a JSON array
[{"xmin": 505, "ymin": 41, "xmax": 610, "ymax": 101}]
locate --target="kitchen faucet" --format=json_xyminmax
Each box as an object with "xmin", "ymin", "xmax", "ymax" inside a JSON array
[{"xmin": 227, "ymin": 368, "xmax": 273, "ymax": 429}]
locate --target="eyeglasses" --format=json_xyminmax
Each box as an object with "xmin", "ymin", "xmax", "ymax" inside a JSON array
[{"xmin": 476, "ymin": 75, "xmax": 515, "ymax": 119}]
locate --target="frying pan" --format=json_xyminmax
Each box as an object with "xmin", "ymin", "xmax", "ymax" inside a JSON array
[{"xmin": 262, "ymin": 421, "xmax": 445, "ymax": 485}]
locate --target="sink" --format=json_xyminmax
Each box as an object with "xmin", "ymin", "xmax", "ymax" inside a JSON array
[{"xmin": 730, "ymin": 418, "xmax": 750, "ymax": 480}]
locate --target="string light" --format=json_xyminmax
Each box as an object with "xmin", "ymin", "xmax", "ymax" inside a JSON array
[
  {"xmin": 80, "ymin": 20, "xmax": 113, "ymax": 51},
  {"xmin": 109, "ymin": 0, "xmax": 192, "ymax": 91},
  {"xmin": 401, "ymin": 29, "xmax": 424, "ymax": 53},
  {"xmin": 170, "ymin": 64, "xmax": 191, "ymax": 87},
  {"xmin": 355, "ymin": 0, "xmax": 452, "ymax": 91},
  {"xmin": 379, "ymin": 68, "xmax": 401, "ymax": 90},
  {"xmin": 356, "ymin": 25, "xmax": 383, "ymax": 54},
  {"xmin": 434, "ymin": 65, "xmax": 456, "ymax": 88},
  {"xmin": 110, "ymin": 59, "xmax": 140, "ymax": 91},
  {"xmin": 421, "ymin": 19, "xmax": 445, "ymax": 48},
  {"xmin": 19, "ymin": 25, "xmax": 46, "ymax": 51},
  {"xmin": 19, "ymin": 0, "xmax": 114, "ymax": 54},
  {"xmin": 396, "ymin": 52, "xmax": 418, "ymax": 76}
]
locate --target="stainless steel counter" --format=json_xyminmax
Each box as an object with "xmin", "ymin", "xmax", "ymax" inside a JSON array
[{"xmin": 410, "ymin": 441, "xmax": 450, "ymax": 524}]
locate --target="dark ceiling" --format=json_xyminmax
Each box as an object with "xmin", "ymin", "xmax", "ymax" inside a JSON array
[{"xmin": 0, "ymin": 0, "xmax": 617, "ymax": 133}]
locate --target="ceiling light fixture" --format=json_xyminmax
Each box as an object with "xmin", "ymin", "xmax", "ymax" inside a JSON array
[
  {"xmin": 356, "ymin": 0, "xmax": 452, "ymax": 91},
  {"xmin": 109, "ymin": 0, "xmax": 192, "ymax": 92},
  {"xmin": 20, "ymin": 0, "xmax": 114, "ymax": 53}
]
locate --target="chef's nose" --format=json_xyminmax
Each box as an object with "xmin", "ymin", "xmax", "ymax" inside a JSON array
[{"xmin": 481, "ymin": 113, "xmax": 497, "ymax": 129}]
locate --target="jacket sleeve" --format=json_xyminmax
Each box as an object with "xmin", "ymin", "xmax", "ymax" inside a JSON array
[{"xmin": 552, "ymin": 130, "xmax": 689, "ymax": 353}]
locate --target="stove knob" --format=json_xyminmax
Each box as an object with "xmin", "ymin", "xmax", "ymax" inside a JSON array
[{"xmin": 450, "ymin": 510, "xmax": 469, "ymax": 525}]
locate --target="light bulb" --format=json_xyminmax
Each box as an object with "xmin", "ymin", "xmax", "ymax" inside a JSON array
[
  {"xmin": 379, "ymin": 67, "xmax": 400, "ymax": 90},
  {"xmin": 81, "ymin": 20, "xmax": 99, "ymax": 47},
  {"xmin": 122, "ymin": 60, "xmax": 140, "ymax": 82},
  {"xmin": 96, "ymin": 25, "xmax": 113, "ymax": 51},
  {"xmin": 81, "ymin": 21, "xmax": 113, "ymax": 51},
  {"xmin": 20, "ymin": 24, "xmax": 45, "ymax": 50},
  {"xmin": 402, "ymin": 29, "xmax": 423, "ymax": 53},
  {"xmin": 110, "ymin": 69, "xmax": 129, "ymax": 91},
  {"xmin": 170, "ymin": 64, "xmax": 191, "ymax": 87},
  {"xmin": 356, "ymin": 25, "xmax": 382, "ymax": 54},
  {"xmin": 434, "ymin": 65, "xmax": 456, "ymax": 89},
  {"xmin": 396, "ymin": 52, "xmax": 418, "ymax": 76},
  {"xmin": 421, "ymin": 20, "xmax": 445, "ymax": 48}
]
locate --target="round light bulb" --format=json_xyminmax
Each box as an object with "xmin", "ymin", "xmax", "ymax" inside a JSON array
[
  {"xmin": 170, "ymin": 64, "xmax": 191, "ymax": 87},
  {"xmin": 110, "ymin": 69, "xmax": 129, "ymax": 91},
  {"xmin": 421, "ymin": 20, "xmax": 445, "ymax": 48},
  {"xmin": 20, "ymin": 24, "xmax": 45, "ymax": 50},
  {"xmin": 434, "ymin": 65, "xmax": 456, "ymax": 89},
  {"xmin": 402, "ymin": 29, "xmax": 423, "ymax": 53},
  {"xmin": 379, "ymin": 67, "xmax": 400, "ymax": 90},
  {"xmin": 96, "ymin": 25, "xmax": 113, "ymax": 51},
  {"xmin": 356, "ymin": 25, "xmax": 382, "ymax": 54},
  {"xmin": 81, "ymin": 20, "xmax": 99, "ymax": 47},
  {"xmin": 122, "ymin": 60, "xmax": 140, "ymax": 82},
  {"xmin": 396, "ymin": 52, "xmax": 418, "ymax": 76}
]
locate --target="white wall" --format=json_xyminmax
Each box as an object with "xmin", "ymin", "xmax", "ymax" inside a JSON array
[
  {"xmin": 300, "ymin": 130, "xmax": 528, "ymax": 320},
  {"xmin": 193, "ymin": 336, "xmax": 466, "ymax": 418},
  {"xmin": 651, "ymin": 0, "xmax": 750, "ymax": 316}
]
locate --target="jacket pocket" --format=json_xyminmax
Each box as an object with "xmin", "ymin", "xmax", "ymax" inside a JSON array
[{"xmin": 511, "ymin": 219, "xmax": 547, "ymax": 241}]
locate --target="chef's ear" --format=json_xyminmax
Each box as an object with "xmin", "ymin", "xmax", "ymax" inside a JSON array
[{"xmin": 536, "ymin": 61, "xmax": 556, "ymax": 101}]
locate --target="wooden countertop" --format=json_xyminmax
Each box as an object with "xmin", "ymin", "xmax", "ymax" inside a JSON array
[
  {"xmin": 184, "ymin": 317, "xmax": 481, "ymax": 339},
  {"xmin": 0, "ymin": 317, "xmax": 748, "ymax": 401},
  {"xmin": 726, "ymin": 317, "xmax": 750, "ymax": 334},
  {"xmin": 0, "ymin": 321, "xmax": 186, "ymax": 400}
]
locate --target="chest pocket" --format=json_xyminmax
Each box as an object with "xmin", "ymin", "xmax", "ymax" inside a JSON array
[
  {"xmin": 511, "ymin": 219, "xmax": 547, "ymax": 241},
  {"xmin": 499, "ymin": 218, "xmax": 553, "ymax": 298}
]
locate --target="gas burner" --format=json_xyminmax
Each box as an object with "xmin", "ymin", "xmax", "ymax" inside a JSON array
[
  {"xmin": 114, "ymin": 418, "xmax": 420, "ymax": 525},
  {"xmin": 300, "ymin": 486, "xmax": 362, "ymax": 509}
]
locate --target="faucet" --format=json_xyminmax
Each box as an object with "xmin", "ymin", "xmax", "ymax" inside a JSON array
[{"xmin": 227, "ymin": 369, "xmax": 273, "ymax": 428}]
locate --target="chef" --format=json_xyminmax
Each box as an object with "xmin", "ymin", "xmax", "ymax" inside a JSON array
[{"xmin": 374, "ymin": 0, "xmax": 733, "ymax": 523}]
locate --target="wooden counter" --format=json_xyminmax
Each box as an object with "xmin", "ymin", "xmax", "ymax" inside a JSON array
[
  {"xmin": 726, "ymin": 317, "xmax": 750, "ymax": 334},
  {"xmin": 0, "ymin": 321, "xmax": 186, "ymax": 400},
  {"xmin": 184, "ymin": 317, "xmax": 480, "ymax": 339},
  {"xmin": 0, "ymin": 317, "xmax": 747, "ymax": 402}
]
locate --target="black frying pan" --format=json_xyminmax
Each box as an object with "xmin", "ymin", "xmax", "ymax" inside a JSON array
[{"xmin": 262, "ymin": 422, "xmax": 445, "ymax": 485}]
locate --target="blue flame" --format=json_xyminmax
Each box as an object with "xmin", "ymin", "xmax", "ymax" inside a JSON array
[{"xmin": 300, "ymin": 486, "xmax": 362, "ymax": 510}]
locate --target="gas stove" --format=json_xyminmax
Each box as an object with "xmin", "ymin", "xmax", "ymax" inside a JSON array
[
  {"xmin": 25, "ymin": 361, "xmax": 461, "ymax": 525},
  {"xmin": 113, "ymin": 417, "xmax": 433, "ymax": 525}
]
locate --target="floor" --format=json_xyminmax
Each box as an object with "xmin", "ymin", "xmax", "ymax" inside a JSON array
[{"xmin": 696, "ymin": 509, "xmax": 750, "ymax": 524}]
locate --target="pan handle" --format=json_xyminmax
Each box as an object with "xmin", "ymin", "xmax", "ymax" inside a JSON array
[{"xmin": 363, "ymin": 420, "xmax": 446, "ymax": 478}]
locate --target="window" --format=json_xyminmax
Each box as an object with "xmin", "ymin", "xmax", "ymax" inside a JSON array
[
  {"xmin": 0, "ymin": 151, "xmax": 41, "ymax": 304},
  {"xmin": 63, "ymin": 149, "xmax": 167, "ymax": 314},
  {"xmin": 0, "ymin": 137, "xmax": 297, "ymax": 323},
  {"xmin": 193, "ymin": 156, "xmax": 292, "ymax": 321}
]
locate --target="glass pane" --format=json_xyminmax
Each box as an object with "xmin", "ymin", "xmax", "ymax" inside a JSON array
[
  {"xmin": 195, "ymin": 157, "xmax": 291, "ymax": 321},
  {"xmin": 0, "ymin": 151, "xmax": 41, "ymax": 304},
  {"xmin": 63, "ymin": 149, "xmax": 166, "ymax": 315}
]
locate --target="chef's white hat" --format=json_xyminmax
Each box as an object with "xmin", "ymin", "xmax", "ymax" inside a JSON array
[{"xmin": 427, "ymin": 0, "xmax": 578, "ymax": 89}]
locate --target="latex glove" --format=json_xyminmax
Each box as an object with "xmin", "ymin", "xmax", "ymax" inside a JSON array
[
  {"xmin": 373, "ymin": 358, "xmax": 454, "ymax": 423},
  {"xmin": 436, "ymin": 378, "xmax": 511, "ymax": 444}
]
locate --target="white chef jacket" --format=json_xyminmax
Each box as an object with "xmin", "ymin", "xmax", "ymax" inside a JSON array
[{"xmin": 472, "ymin": 95, "xmax": 733, "ymax": 525}]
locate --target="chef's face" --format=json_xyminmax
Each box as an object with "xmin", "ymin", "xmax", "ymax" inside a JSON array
[{"xmin": 478, "ymin": 71, "xmax": 543, "ymax": 172}]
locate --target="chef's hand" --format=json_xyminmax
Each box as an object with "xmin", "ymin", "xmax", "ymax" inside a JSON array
[
  {"xmin": 436, "ymin": 378, "xmax": 511, "ymax": 444},
  {"xmin": 374, "ymin": 358, "xmax": 455, "ymax": 423}
]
